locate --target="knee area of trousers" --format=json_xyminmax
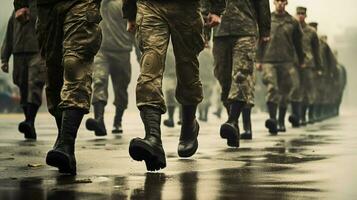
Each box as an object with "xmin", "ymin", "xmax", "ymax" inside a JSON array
[
  {"xmin": 140, "ymin": 50, "xmax": 162, "ymax": 74},
  {"xmin": 63, "ymin": 55, "xmax": 90, "ymax": 81}
]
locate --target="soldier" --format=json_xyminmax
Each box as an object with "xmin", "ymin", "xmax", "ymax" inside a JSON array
[
  {"xmin": 295, "ymin": 7, "xmax": 321, "ymax": 125},
  {"xmin": 257, "ymin": 0, "xmax": 304, "ymax": 135},
  {"xmin": 213, "ymin": 0, "xmax": 271, "ymax": 144},
  {"xmin": 319, "ymin": 35, "xmax": 337, "ymax": 121},
  {"xmin": 14, "ymin": 0, "xmax": 102, "ymax": 175},
  {"xmin": 333, "ymin": 50, "xmax": 347, "ymax": 116},
  {"xmin": 1, "ymin": 1, "xmax": 45, "ymax": 140},
  {"xmin": 85, "ymin": 0, "xmax": 140, "ymax": 136},
  {"xmin": 123, "ymin": 0, "xmax": 224, "ymax": 171},
  {"xmin": 198, "ymin": 47, "xmax": 215, "ymax": 122}
]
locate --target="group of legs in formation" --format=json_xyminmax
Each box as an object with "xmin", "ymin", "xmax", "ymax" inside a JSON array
[{"xmin": 8, "ymin": 0, "xmax": 346, "ymax": 175}]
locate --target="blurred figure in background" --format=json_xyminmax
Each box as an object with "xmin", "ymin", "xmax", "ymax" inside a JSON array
[
  {"xmin": 257, "ymin": 0, "xmax": 304, "ymax": 134},
  {"xmin": 1, "ymin": 0, "xmax": 45, "ymax": 140},
  {"xmin": 86, "ymin": 0, "xmax": 140, "ymax": 136},
  {"xmin": 295, "ymin": 7, "xmax": 321, "ymax": 126},
  {"xmin": 333, "ymin": 50, "xmax": 347, "ymax": 116}
]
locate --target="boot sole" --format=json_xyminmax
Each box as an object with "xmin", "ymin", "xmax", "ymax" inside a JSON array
[
  {"xmin": 178, "ymin": 122, "xmax": 200, "ymax": 158},
  {"xmin": 46, "ymin": 150, "xmax": 76, "ymax": 175},
  {"xmin": 19, "ymin": 122, "xmax": 36, "ymax": 139},
  {"xmin": 129, "ymin": 139, "xmax": 166, "ymax": 171},
  {"xmin": 265, "ymin": 120, "xmax": 278, "ymax": 135},
  {"xmin": 220, "ymin": 123, "xmax": 239, "ymax": 147}
]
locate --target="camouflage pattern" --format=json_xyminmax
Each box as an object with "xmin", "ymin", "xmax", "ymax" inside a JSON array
[
  {"xmin": 213, "ymin": 0, "xmax": 271, "ymax": 38},
  {"xmin": 213, "ymin": 36, "xmax": 257, "ymax": 106},
  {"xmin": 36, "ymin": 0, "xmax": 102, "ymax": 115},
  {"xmin": 13, "ymin": 54, "xmax": 45, "ymax": 106},
  {"xmin": 92, "ymin": 51, "xmax": 131, "ymax": 110},
  {"xmin": 262, "ymin": 63, "xmax": 300, "ymax": 107},
  {"xmin": 134, "ymin": 1, "xmax": 206, "ymax": 113},
  {"xmin": 257, "ymin": 12, "xmax": 304, "ymax": 66},
  {"xmin": 299, "ymin": 23, "xmax": 321, "ymax": 105}
]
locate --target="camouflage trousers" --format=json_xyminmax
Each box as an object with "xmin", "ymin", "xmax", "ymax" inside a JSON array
[
  {"xmin": 36, "ymin": 0, "xmax": 102, "ymax": 116},
  {"xmin": 92, "ymin": 50, "xmax": 131, "ymax": 110},
  {"xmin": 135, "ymin": 0, "xmax": 204, "ymax": 113},
  {"xmin": 300, "ymin": 68, "xmax": 317, "ymax": 105},
  {"xmin": 262, "ymin": 63, "xmax": 300, "ymax": 107},
  {"xmin": 13, "ymin": 53, "xmax": 46, "ymax": 106},
  {"xmin": 213, "ymin": 36, "xmax": 257, "ymax": 106}
]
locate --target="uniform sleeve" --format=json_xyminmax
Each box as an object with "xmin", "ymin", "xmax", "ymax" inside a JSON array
[
  {"xmin": 256, "ymin": 40, "xmax": 267, "ymax": 62},
  {"xmin": 311, "ymin": 31, "xmax": 322, "ymax": 70},
  {"xmin": 252, "ymin": 0, "xmax": 271, "ymax": 38},
  {"xmin": 122, "ymin": 0, "xmax": 137, "ymax": 21},
  {"xmin": 1, "ymin": 12, "xmax": 14, "ymax": 63},
  {"xmin": 293, "ymin": 21, "xmax": 305, "ymax": 65},
  {"xmin": 14, "ymin": 0, "xmax": 29, "ymax": 11}
]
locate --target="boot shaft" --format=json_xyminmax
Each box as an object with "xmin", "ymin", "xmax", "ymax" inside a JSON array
[
  {"xmin": 267, "ymin": 102, "xmax": 278, "ymax": 120},
  {"xmin": 94, "ymin": 102, "xmax": 105, "ymax": 120},
  {"xmin": 140, "ymin": 107, "xmax": 162, "ymax": 142}
]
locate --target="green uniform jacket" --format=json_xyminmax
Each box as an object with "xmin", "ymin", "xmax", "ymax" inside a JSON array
[
  {"xmin": 14, "ymin": 0, "xmax": 101, "ymax": 10},
  {"xmin": 122, "ymin": 0, "xmax": 226, "ymax": 21},
  {"xmin": 2, "ymin": 0, "xmax": 39, "ymax": 63},
  {"xmin": 214, "ymin": 0, "xmax": 271, "ymax": 38},
  {"xmin": 320, "ymin": 39, "xmax": 337, "ymax": 78},
  {"xmin": 257, "ymin": 11, "xmax": 304, "ymax": 65},
  {"xmin": 301, "ymin": 22, "xmax": 321, "ymax": 69}
]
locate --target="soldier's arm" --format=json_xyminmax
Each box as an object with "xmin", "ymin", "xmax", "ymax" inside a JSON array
[
  {"xmin": 311, "ymin": 31, "xmax": 322, "ymax": 70},
  {"xmin": 122, "ymin": 0, "xmax": 137, "ymax": 21},
  {"xmin": 1, "ymin": 12, "xmax": 14, "ymax": 64},
  {"xmin": 293, "ymin": 21, "xmax": 305, "ymax": 66},
  {"xmin": 252, "ymin": 0, "xmax": 271, "ymax": 38}
]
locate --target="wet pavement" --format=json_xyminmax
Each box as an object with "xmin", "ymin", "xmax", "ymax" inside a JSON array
[{"xmin": 1, "ymin": 109, "xmax": 357, "ymax": 200}]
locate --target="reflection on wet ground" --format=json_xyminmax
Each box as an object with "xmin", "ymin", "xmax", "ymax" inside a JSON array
[{"xmin": 1, "ymin": 111, "xmax": 357, "ymax": 199}]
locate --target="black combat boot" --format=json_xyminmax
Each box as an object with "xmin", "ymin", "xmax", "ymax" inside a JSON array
[
  {"xmin": 19, "ymin": 103, "xmax": 39, "ymax": 140},
  {"xmin": 220, "ymin": 101, "xmax": 243, "ymax": 147},
  {"xmin": 241, "ymin": 107, "xmax": 252, "ymax": 140},
  {"xmin": 289, "ymin": 102, "xmax": 301, "ymax": 128},
  {"xmin": 213, "ymin": 106, "xmax": 222, "ymax": 119},
  {"xmin": 46, "ymin": 109, "xmax": 84, "ymax": 175},
  {"xmin": 265, "ymin": 102, "xmax": 278, "ymax": 135},
  {"xmin": 178, "ymin": 105, "xmax": 200, "ymax": 157},
  {"xmin": 163, "ymin": 106, "xmax": 175, "ymax": 127},
  {"xmin": 300, "ymin": 104, "xmax": 308, "ymax": 126},
  {"xmin": 85, "ymin": 102, "xmax": 107, "ymax": 136},
  {"xmin": 129, "ymin": 106, "xmax": 166, "ymax": 171},
  {"xmin": 112, "ymin": 107, "xmax": 124, "ymax": 134},
  {"xmin": 277, "ymin": 106, "xmax": 287, "ymax": 132}
]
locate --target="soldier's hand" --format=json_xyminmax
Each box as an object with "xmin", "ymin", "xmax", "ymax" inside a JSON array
[
  {"xmin": 15, "ymin": 8, "xmax": 30, "ymax": 24},
  {"xmin": 256, "ymin": 63, "xmax": 263, "ymax": 71},
  {"xmin": 1, "ymin": 62, "xmax": 9, "ymax": 73},
  {"xmin": 317, "ymin": 70, "xmax": 323, "ymax": 76},
  {"xmin": 300, "ymin": 63, "xmax": 307, "ymax": 69},
  {"xmin": 204, "ymin": 40, "xmax": 210, "ymax": 49},
  {"xmin": 206, "ymin": 13, "xmax": 221, "ymax": 28},
  {"xmin": 127, "ymin": 20, "xmax": 136, "ymax": 32}
]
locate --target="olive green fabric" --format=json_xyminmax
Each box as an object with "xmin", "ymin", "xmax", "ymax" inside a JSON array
[
  {"xmin": 36, "ymin": 0, "xmax": 102, "ymax": 115},
  {"xmin": 134, "ymin": 1, "xmax": 205, "ymax": 113}
]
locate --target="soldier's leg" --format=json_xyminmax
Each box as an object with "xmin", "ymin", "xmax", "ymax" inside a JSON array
[
  {"xmin": 223, "ymin": 36, "xmax": 256, "ymax": 142},
  {"xmin": 86, "ymin": 52, "xmax": 109, "ymax": 136},
  {"xmin": 213, "ymin": 37, "xmax": 232, "ymax": 115},
  {"xmin": 280, "ymin": 64, "xmax": 300, "ymax": 128},
  {"xmin": 111, "ymin": 52, "xmax": 132, "ymax": 134},
  {"xmin": 262, "ymin": 63, "xmax": 279, "ymax": 135},
  {"xmin": 19, "ymin": 53, "xmax": 46, "ymax": 139},
  {"xmin": 169, "ymin": 1, "xmax": 204, "ymax": 156},
  {"xmin": 44, "ymin": 0, "xmax": 102, "ymax": 175},
  {"xmin": 129, "ymin": 1, "xmax": 169, "ymax": 171}
]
